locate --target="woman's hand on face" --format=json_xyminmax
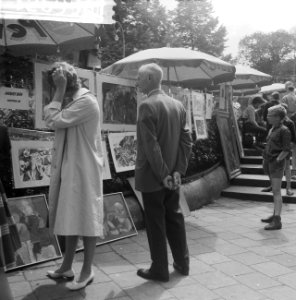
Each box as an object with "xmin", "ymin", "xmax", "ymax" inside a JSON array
[{"xmin": 52, "ymin": 67, "xmax": 67, "ymax": 90}]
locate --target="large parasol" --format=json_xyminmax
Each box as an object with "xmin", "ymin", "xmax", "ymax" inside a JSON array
[{"xmin": 100, "ymin": 47, "xmax": 236, "ymax": 89}]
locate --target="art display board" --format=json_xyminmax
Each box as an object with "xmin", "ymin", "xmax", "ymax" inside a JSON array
[
  {"xmin": 108, "ymin": 132, "xmax": 137, "ymax": 173},
  {"xmin": 34, "ymin": 62, "xmax": 96, "ymax": 129},
  {"xmin": 8, "ymin": 127, "xmax": 55, "ymax": 142},
  {"xmin": 101, "ymin": 140, "xmax": 112, "ymax": 180},
  {"xmin": 11, "ymin": 140, "xmax": 53, "ymax": 188},
  {"xmin": 5, "ymin": 194, "xmax": 62, "ymax": 271},
  {"xmin": 193, "ymin": 116, "xmax": 208, "ymax": 140},
  {"xmin": 205, "ymin": 93, "xmax": 214, "ymax": 119},
  {"xmin": 76, "ymin": 192, "xmax": 138, "ymax": 251},
  {"xmin": 96, "ymin": 74, "xmax": 137, "ymax": 131},
  {"xmin": 191, "ymin": 91, "xmax": 205, "ymax": 117},
  {"xmin": 0, "ymin": 86, "xmax": 31, "ymax": 110}
]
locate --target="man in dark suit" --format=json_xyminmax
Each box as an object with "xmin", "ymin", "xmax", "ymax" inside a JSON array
[{"xmin": 135, "ymin": 63, "xmax": 192, "ymax": 282}]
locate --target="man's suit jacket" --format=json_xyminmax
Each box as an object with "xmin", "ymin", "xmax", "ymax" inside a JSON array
[
  {"xmin": 135, "ymin": 90, "xmax": 192, "ymax": 193},
  {"xmin": 0, "ymin": 125, "xmax": 11, "ymax": 168}
]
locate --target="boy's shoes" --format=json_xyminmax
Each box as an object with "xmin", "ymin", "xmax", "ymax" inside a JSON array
[
  {"xmin": 286, "ymin": 189, "xmax": 294, "ymax": 196},
  {"xmin": 264, "ymin": 215, "xmax": 282, "ymax": 230},
  {"xmin": 261, "ymin": 186, "xmax": 272, "ymax": 192},
  {"xmin": 261, "ymin": 215, "xmax": 274, "ymax": 223}
]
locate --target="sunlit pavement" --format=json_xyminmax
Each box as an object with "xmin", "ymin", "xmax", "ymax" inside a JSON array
[{"xmin": 9, "ymin": 197, "xmax": 296, "ymax": 300}]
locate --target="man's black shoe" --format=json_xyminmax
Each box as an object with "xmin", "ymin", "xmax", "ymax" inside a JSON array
[
  {"xmin": 136, "ymin": 268, "xmax": 169, "ymax": 282},
  {"xmin": 173, "ymin": 262, "xmax": 189, "ymax": 276}
]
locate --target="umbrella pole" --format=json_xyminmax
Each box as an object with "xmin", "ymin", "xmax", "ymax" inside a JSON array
[{"xmin": 167, "ymin": 67, "xmax": 171, "ymax": 89}]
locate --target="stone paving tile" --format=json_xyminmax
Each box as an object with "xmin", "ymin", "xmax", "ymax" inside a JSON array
[
  {"xmin": 252, "ymin": 261, "xmax": 293, "ymax": 277},
  {"xmin": 268, "ymin": 253, "xmax": 296, "ymax": 267},
  {"xmin": 259, "ymin": 285, "xmax": 296, "ymax": 300},
  {"xmin": 168, "ymin": 281, "xmax": 219, "ymax": 300},
  {"xmin": 124, "ymin": 281, "xmax": 174, "ymax": 300},
  {"xmin": 192, "ymin": 270, "xmax": 237, "ymax": 290},
  {"xmin": 248, "ymin": 245, "xmax": 283, "ymax": 257},
  {"xmin": 213, "ymin": 242, "xmax": 248, "ymax": 256},
  {"xmin": 79, "ymin": 281, "xmax": 126, "ymax": 300},
  {"xmin": 212, "ymin": 261, "xmax": 253, "ymax": 277},
  {"xmin": 229, "ymin": 251, "xmax": 269, "ymax": 266},
  {"xmin": 196, "ymin": 252, "xmax": 231, "ymax": 265},
  {"xmin": 214, "ymin": 284, "xmax": 266, "ymax": 300},
  {"xmin": 228, "ymin": 237, "xmax": 263, "ymax": 248},
  {"xmin": 10, "ymin": 280, "xmax": 33, "ymax": 299},
  {"xmin": 278, "ymin": 272, "xmax": 296, "ymax": 289},
  {"xmin": 111, "ymin": 242, "xmax": 147, "ymax": 254},
  {"xmin": 187, "ymin": 242, "xmax": 214, "ymax": 255},
  {"xmin": 188, "ymin": 257, "xmax": 215, "ymax": 275},
  {"xmin": 235, "ymin": 272, "xmax": 281, "ymax": 290},
  {"xmin": 121, "ymin": 251, "xmax": 151, "ymax": 264}
]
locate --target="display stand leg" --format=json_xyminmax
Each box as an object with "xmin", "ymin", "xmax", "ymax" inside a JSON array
[{"xmin": 0, "ymin": 269, "xmax": 13, "ymax": 300}]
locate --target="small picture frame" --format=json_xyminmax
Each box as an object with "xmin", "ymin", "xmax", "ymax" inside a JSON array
[
  {"xmin": 76, "ymin": 192, "xmax": 137, "ymax": 250},
  {"xmin": 194, "ymin": 116, "xmax": 208, "ymax": 140},
  {"xmin": 191, "ymin": 91, "xmax": 205, "ymax": 117},
  {"xmin": 108, "ymin": 132, "xmax": 137, "ymax": 173},
  {"xmin": 96, "ymin": 74, "xmax": 137, "ymax": 131},
  {"xmin": 5, "ymin": 194, "xmax": 62, "ymax": 272},
  {"xmin": 11, "ymin": 140, "xmax": 53, "ymax": 189}
]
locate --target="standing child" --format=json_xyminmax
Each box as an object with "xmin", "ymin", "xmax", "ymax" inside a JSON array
[{"xmin": 262, "ymin": 105, "xmax": 291, "ymax": 230}]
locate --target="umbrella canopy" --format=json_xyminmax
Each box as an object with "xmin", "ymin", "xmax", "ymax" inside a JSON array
[
  {"xmin": 0, "ymin": 19, "xmax": 99, "ymax": 55},
  {"xmin": 100, "ymin": 47, "xmax": 236, "ymax": 89},
  {"xmin": 260, "ymin": 83, "xmax": 286, "ymax": 94},
  {"xmin": 230, "ymin": 65, "xmax": 272, "ymax": 89}
]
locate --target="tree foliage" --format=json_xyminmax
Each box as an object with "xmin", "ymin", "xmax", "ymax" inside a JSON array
[
  {"xmin": 238, "ymin": 30, "xmax": 294, "ymax": 77},
  {"xmin": 169, "ymin": 0, "xmax": 227, "ymax": 56},
  {"xmin": 99, "ymin": 0, "xmax": 227, "ymax": 68}
]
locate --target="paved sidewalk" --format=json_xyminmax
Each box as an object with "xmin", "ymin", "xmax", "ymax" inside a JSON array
[{"xmin": 8, "ymin": 197, "xmax": 296, "ymax": 300}]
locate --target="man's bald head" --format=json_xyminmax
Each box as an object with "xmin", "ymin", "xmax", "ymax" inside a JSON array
[{"xmin": 137, "ymin": 63, "xmax": 163, "ymax": 94}]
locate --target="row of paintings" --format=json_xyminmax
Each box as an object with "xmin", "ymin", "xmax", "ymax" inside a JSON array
[
  {"xmin": 1, "ymin": 62, "xmax": 214, "ymax": 134},
  {"xmin": 8, "ymin": 128, "xmax": 136, "ymax": 189},
  {"xmin": 5, "ymin": 192, "xmax": 137, "ymax": 272}
]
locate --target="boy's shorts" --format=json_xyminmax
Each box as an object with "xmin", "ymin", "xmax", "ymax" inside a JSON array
[{"xmin": 263, "ymin": 159, "xmax": 285, "ymax": 178}]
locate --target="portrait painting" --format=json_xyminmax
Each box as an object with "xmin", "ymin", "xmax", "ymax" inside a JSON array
[
  {"xmin": 97, "ymin": 74, "xmax": 137, "ymax": 131},
  {"xmin": 5, "ymin": 195, "xmax": 62, "ymax": 271},
  {"xmin": 194, "ymin": 116, "xmax": 208, "ymax": 140},
  {"xmin": 191, "ymin": 91, "xmax": 205, "ymax": 117},
  {"xmin": 108, "ymin": 132, "xmax": 137, "ymax": 173},
  {"xmin": 34, "ymin": 62, "xmax": 95, "ymax": 129},
  {"xmin": 77, "ymin": 193, "xmax": 137, "ymax": 250},
  {"xmin": 11, "ymin": 140, "xmax": 53, "ymax": 188}
]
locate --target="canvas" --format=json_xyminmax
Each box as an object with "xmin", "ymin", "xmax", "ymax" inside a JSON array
[
  {"xmin": 102, "ymin": 140, "xmax": 112, "ymax": 180},
  {"xmin": 108, "ymin": 132, "xmax": 137, "ymax": 173},
  {"xmin": 34, "ymin": 62, "xmax": 96, "ymax": 129},
  {"xmin": 97, "ymin": 74, "xmax": 137, "ymax": 131},
  {"xmin": 76, "ymin": 192, "xmax": 137, "ymax": 250},
  {"xmin": 194, "ymin": 116, "xmax": 208, "ymax": 140},
  {"xmin": 191, "ymin": 91, "xmax": 205, "ymax": 117},
  {"xmin": 11, "ymin": 140, "xmax": 53, "ymax": 188},
  {"xmin": 5, "ymin": 194, "xmax": 61, "ymax": 271}
]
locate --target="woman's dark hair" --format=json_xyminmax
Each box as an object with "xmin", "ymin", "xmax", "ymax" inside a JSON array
[
  {"xmin": 47, "ymin": 61, "xmax": 80, "ymax": 94},
  {"xmin": 252, "ymin": 96, "xmax": 264, "ymax": 106}
]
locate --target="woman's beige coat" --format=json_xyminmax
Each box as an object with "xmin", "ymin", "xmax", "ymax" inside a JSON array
[{"xmin": 44, "ymin": 88, "xmax": 104, "ymax": 236}]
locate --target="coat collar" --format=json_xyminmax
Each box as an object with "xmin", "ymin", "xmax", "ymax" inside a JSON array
[{"xmin": 72, "ymin": 87, "xmax": 89, "ymax": 101}]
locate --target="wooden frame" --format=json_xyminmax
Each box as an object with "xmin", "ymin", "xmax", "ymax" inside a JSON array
[
  {"xmin": 76, "ymin": 192, "xmax": 137, "ymax": 250},
  {"xmin": 96, "ymin": 74, "xmax": 137, "ymax": 131},
  {"xmin": 102, "ymin": 140, "xmax": 112, "ymax": 180},
  {"xmin": 217, "ymin": 114, "xmax": 241, "ymax": 179},
  {"xmin": 5, "ymin": 195, "xmax": 62, "ymax": 271},
  {"xmin": 11, "ymin": 140, "xmax": 53, "ymax": 188},
  {"xmin": 108, "ymin": 132, "xmax": 137, "ymax": 173},
  {"xmin": 193, "ymin": 116, "xmax": 208, "ymax": 140}
]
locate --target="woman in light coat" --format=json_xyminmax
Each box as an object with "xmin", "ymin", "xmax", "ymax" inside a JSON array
[{"xmin": 44, "ymin": 62, "xmax": 104, "ymax": 290}]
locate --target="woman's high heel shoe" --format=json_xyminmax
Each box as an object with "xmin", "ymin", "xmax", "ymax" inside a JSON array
[
  {"xmin": 67, "ymin": 270, "xmax": 94, "ymax": 290},
  {"xmin": 47, "ymin": 269, "xmax": 75, "ymax": 280}
]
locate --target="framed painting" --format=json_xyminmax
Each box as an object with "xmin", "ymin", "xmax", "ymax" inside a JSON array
[
  {"xmin": 5, "ymin": 194, "xmax": 62, "ymax": 271},
  {"xmin": 11, "ymin": 140, "xmax": 53, "ymax": 188},
  {"xmin": 193, "ymin": 116, "xmax": 208, "ymax": 140},
  {"xmin": 217, "ymin": 114, "xmax": 241, "ymax": 179},
  {"xmin": 102, "ymin": 140, "xmax": 112, "ymax": 180},
  {"xmin": 205, "ymin": 93, "xmax": 214, "ymax": 119},
  {"xmin": 77, "ymin": 192, "xmax": 137, "ymax": 250},
  {"xmin": 108, "ymin": 132, "xmax": 137, "ymax": 173},
  {"xmin": 96, "ymin": 74, "xmax": 137, "ymax": 131},
  {"xmin": 9, "ymin": 127, "xmax": 55, "ymax": 142},
  {"xmin": 34, "ymin": 62, "xmax": 96, "ymax": 129},
  {"xmin": 191, "ymin": 91, "xmax": 205, "ymax": 117}
]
